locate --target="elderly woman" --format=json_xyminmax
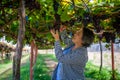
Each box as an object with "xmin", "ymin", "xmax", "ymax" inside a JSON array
[{"xmin": 50, "ymin": 25, "xmax": 94, "ymax": 80}]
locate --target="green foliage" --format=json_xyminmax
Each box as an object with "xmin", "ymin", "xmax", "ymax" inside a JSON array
[
  {"xmin": 85, "ymin": 62, "xmax": 120, "ymax": 80},
  {"xmin": 10, "ymin": 21, "xmax": 19, "ymax": 32},
  {"xmin": 0, "ymin": 0, "xmax": 120, "ymax": 47},
  {"xmin": 60, "ymin": 10, "xmax": 71, "ymax": 22}
]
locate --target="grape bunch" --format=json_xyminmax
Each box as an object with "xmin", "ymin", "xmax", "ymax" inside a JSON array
[
  {"xmin": 42, "ymin": 11, "xmax": 46, "ymax": 19},
  {"xmin": 47, "ymin": 23, "xmax": 60, "ymax": 31},
  {"xmin": 53, "ymin": 0, "xmax": 61, "ymax": 31},
  {"xmin": 25, "ymin": 0, "xmax": 41, "ymax": 10},
  {"xmin": 92, "ymin": 15, "xmax": 102, "ymax": 33},
  {"xmin": 68, "ymin": 16, "xmax": 82, "ymax": 27},
  {"xmin": 76, "ymin": 16, "xmax": 82, "ymax": 22},
  {"xmin": 103, "ymin": 32, "xmax": 115, "ymax": 43},
  {"xmin": 69, "ymin": 19, "xmax": 76, "ymax": 26},
  {"xmin": 61, "ymin": 21, "xmax": 69, "ymax": 26},
  {"xmin": 100, "ymin": 14, "xmax": 109, "ymax": 20},
  {"xmin": 48, "ymin": 25, "xmax": 53, "ymax": 30},
  {"xmin": 0, "ymin": 0, "xmax": 19, "ymax": 9},
  {"xmin": 53, "ymin": 0, "xmax": 59, "ymax": 12},
  {"xmin": 82, "ymin": 13, "xmax": 92, "ymax": 27},
  {"xmin": 112, "ymin": 16, "xmax": 120, "ymax": 34}
]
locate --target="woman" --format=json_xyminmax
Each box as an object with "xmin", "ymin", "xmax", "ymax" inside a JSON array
[{"xmin": 50, "ymin": 25, "xmax": 94, "ymax": 80}]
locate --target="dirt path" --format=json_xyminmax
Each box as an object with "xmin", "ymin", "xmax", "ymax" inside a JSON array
[{"xmin": 44, "ymin": 58, "xmax": 57, "ymax": 75}]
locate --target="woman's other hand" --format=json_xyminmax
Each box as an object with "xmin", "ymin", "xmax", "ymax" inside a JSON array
[
  {"xmin": 60, "ymin": 25, "xmax": 67, "ymax": 32},
  {"xmin": 50, "ymin": 29, "xmax": 60, "ymax": 41}
]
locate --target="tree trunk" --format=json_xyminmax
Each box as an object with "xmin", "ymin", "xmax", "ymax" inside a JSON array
[{"xmin": 13, "ymin": 0, "xmax": 26, "ymax": 80}]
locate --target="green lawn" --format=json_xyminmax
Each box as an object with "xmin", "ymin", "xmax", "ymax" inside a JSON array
[
  {"xmin": 0, "ymin": 54, "xmax": 29, "ymax": 80},
  {"xmin": 0, "ymin": 54, "xmax": 54, "ymax": 80},
  {"xmin": 0, "ymin": 54, "xmax": 29, "ymax": 75},
  {"xmin": 20, "ymin": 54, "xmax": 54, "ymax": 80},
  {"xmin": 0, "ymin": 53, "xmax": 120, "ymax": 80},
  {"xmin": 0, "ymin": 59, "xmax": 12, "ymax": 74}
]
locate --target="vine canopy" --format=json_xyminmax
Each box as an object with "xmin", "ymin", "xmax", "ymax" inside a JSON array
[{"xmin": 0, "ymin": 0, "xmax": 120, "ymax": 49}]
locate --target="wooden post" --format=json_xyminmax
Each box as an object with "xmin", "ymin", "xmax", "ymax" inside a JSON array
[
  {"xmin": 34, "ymin": 45, "xmax": 38, "ymax": 64},
  {"xmin": 13, "ymin": 0, "xmax": 25, "ymax": 80},
  {"xmin": 99, "ymin": 40, "xmax": 103, "ymax": 73},
  {"xmin": 30, "ymin": 40, "xmax": 38, "ymax": 80},
  {"xmin": 30, "ymin": 40, "xmax": 35, "ymax": 80},
  {"xmin": 111, "ymin": 41, "xmax": 115, "ymax": 80},
  {"xmin": 1, "ymin": 50, "xmax": 4, "ymax": 63}
]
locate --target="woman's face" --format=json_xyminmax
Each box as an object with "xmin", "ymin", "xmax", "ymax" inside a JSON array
[{"xmin": 72, "ymin": 28, "xmax": 83, "ymax": 44}]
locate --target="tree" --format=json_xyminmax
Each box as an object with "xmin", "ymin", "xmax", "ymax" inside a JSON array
[{"xmin": 13, "ymin": 0, "xmax": 26, "ymax": 80}]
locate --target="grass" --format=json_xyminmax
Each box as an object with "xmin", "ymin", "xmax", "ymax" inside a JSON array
[
  {"xmin": 0, "ymin": 54, "xmax": 29, "ymax": 80},
  {"xmin": 0, "ymin": 69, "xmax": 12, "ymax": 80},
  {"xmin": 20, "ymin": 54, "xmax": 54, "ymax": 80},
  {"xmin": 0, "ymin": 53, "xmax": 120, "ymax": 80},
  {"xmin": 0, "ymin": 59, "xmax": 12, "ymax": 74},
  {"xmin": 33, "ymin": 54, "xmax": 51, "ymax": 80},
  {"xmin": 85, "ymin": 61, "xmax": 120, "ymax": 80},
  {"xmin": 0, "ymin": 54, "xmax": 54, "ymax": 80},
  {"xmin": 0, "ymin": 54, "xmax": 29, "ymax": 74},
  {"xmin": 21, "ymin": 54, "xmax": 120, "ymax": 80}
]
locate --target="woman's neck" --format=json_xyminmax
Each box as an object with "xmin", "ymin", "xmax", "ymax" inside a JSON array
[{"xmin": 72, "ymin": 43, "xmax": 82, "ymax": 50}]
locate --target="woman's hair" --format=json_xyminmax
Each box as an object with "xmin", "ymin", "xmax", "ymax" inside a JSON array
[{"xmin": 82, "ymin": 27, "xmax": 94, "ymax": 47}]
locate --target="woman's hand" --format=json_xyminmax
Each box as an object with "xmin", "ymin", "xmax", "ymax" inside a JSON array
[
  {"xmin": 50, "ymin": 29, "xmax": 60, "ymax": 41},
  {"xmin": 60, "ymin": 25, "xmax": 67, "ymax": 32}
]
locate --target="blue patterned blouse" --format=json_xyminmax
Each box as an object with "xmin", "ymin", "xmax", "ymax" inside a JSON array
[{"xmin": 56, "ymin": 46, "xmax": 74, "ymax": 80}]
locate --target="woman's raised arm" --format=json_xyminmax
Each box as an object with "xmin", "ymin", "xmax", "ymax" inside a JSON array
[{"xmin": 60, "ymin": 25, "xmax": 74, "ymax": 47}]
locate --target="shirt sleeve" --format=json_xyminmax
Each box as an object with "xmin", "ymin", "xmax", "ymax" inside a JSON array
[
  {"xmin": 54, "ymin": 41, "xmax": 88, "ymax": 65},
  {"xmin": 60, "ymin": 30, "xmax": 74, "ymax": 47}
]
